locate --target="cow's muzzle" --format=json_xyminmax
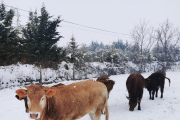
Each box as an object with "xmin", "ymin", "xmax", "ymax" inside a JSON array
[
  {"xmin": 129, "ymin": 108, "xmax": 134, "ymax": 111},
  {"xmin": 29, "ymin": 112, "xmax": 40, "ymax": 119}
]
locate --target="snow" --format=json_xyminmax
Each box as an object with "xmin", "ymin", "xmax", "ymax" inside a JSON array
[
  {"xmin": 67, "ymin": 53, "xmax": 72, "ymax": 58},
  {"xmin": 1, "ymin": 62, "xmax": 180, "ymax": 89},
  {"xmin": 0, "ymin": 20, "xmax": 5, "ymax": 26},
  {"xmin": 0, "ymin": 71, "xmax": 179, "ymax": 120}
]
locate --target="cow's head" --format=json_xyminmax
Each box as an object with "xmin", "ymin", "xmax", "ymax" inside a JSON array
[
  {"xmin": 144, "ymin": 78, "xmax": 151, "ymax": 88},
  {"xmin": 102, "ymin": 80, "xmax": 115, "ymax": 93},
  {"xmin": 15, "ymin": 84, "xmax": 56, "ymax": 119},
  {"xmin": 126, "ymin": 96, "xmax": 140, "ymax": 111}
]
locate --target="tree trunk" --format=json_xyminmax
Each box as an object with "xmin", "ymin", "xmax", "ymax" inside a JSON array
[{"xmin": 73, "ymin": 63, "xmax": 75, "ymax": 80}]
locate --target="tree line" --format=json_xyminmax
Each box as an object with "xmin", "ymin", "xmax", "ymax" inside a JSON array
[
  {"xmin": 0, "ymin": 3, "xmax": 180, "ymax": 72},
  {"xmin": 0, "ymin": 3, "xmax": 66, "ymax": 67}
]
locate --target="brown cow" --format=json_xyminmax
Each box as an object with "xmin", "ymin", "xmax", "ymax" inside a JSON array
[
  {"xmin": 126, "ymin": 72, "xmax": 144, "ymax": 111},
  {"xmin": 15, "ymin": 80, "xmax": 109, "ymax": 120},
  {"xmin": 145, "ymin": 72, "xmax": 171, "ymax": 100},
  {"xmin": 96, "ymin": 75, "xmax": 115, "ymax": 95}
]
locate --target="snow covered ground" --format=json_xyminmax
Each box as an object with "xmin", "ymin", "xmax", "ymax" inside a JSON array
[{"xmin": 0, "ymin": 71, "xmax": 179, "ymax": 120}]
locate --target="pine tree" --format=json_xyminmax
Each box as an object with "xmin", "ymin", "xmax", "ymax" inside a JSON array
[
  {"xmin": 68, "ymin": 35, "xmax": 79, "ymax": 80},
  {"xmin": 22, "ymin": 4, "xmax": 63, "ymax": 65},
  {"xmin": 0, "ymin": 3, "xmax": 20, "ymax": 65}
]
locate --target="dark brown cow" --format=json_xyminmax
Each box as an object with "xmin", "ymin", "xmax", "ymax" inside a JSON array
[
  {"xmin": 155, "ymin": 70, "xmax": 166, "ymax": 76},
  {"xmin": 145, "ymin": 72, "xmax": 171, "ymax": 100},
  {"xmin": 15, "ymin": 80, "xmax": 109, "ymax": 120},
  {"xmin": 96, "ymin": 75, "xmax": 115, "ymax": 95},
  {"xmin": 15, "ymin": 83, "xmax": 64, "ymax": 113},
  {"xmin": 126, "ymin": 72, "xmax": 145, "ymax": 111},
  {"xmin": 96, "ymin": 75, "xmax": 115, "ymax": 114}
]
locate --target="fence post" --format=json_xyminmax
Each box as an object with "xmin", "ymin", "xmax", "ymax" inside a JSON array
[{"xmin": 39, "ymin": 65, "xmax": 42, "ymax": 84}]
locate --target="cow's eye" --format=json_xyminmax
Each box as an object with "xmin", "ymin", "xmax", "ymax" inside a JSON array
[{"xmin": 41, "ymin": 97, "xmax": 44, "ymax": 101}]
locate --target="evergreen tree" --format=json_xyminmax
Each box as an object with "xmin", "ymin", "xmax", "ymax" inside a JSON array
[
  {"xmin": 113, "ymin": 39, "xmax": 126, "ymax": 50},
  {"xmin": 22, "ymin": 4, "xmax": 63, "ymax": 65},
  {"xmin": 105, "ymin": 44, "xmax": 119, "ymax": 64},
  {"xmin": 0, "ymin": 3, "xmax": 20, "ymax": 65},
  {"xmin": 90, "ymin": 41, "xmax": 99, "ymax": 51},
  {"xmin": 67, "ymin": 35, "xmax": 79, "ymax": 80}
]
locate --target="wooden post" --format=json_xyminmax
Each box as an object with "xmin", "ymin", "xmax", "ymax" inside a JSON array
[{"xmin": 39, "ymin": 65, "xmax": 42, "ymax": 84}]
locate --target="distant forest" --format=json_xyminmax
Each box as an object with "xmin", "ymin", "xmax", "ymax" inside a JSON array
[{"xmin": 1, "ymin": 2, "xmax": 180, "ymax": 72}]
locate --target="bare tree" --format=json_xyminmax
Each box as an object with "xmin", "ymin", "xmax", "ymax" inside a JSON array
[
  {"xmin": 155, "ymin": 20, "xmax": 180, "ymax": 70},
  {"xmin": 131, "ymin": 20, "xmax": 155, "ymax": 72},
  {"xmin": 15, "ymin": 8, "xmax": 22, "ymax": 33}
]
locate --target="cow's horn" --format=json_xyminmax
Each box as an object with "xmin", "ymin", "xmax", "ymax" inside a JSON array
[
  {"xmin": 23, "ymin": 85, "xmax": 28, "ymax": 89},
  {"xmin": 126, "ymin": 96, "xmax": 130, "ymax": 100}
]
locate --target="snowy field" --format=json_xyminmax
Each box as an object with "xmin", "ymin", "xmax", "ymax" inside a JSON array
[{"xmin": 0, "ymin": 71, "xmax": 179, "ymax": 120}]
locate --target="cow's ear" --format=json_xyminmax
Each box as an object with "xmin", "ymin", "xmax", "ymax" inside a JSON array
[
  {"xmin": 46, "ymin": 89, "xmax": 56, "ymax": 98},
  {"xmin": 16, "ymin": 89, "xmax": 27, "ymax": 100}
]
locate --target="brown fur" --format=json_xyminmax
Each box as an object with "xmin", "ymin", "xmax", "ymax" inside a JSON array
[
  {"xmin": 126, "ymin": 73, "xmax": 145, "ymax": 111},
  {"xmin": 16, "ymin": 80, "xmax": 109, "ymax": 120},
  {"xmin": 97, "ymin": 76, "xmax": 109, "ymax": 81},
  {"xmin": 96, "ymin": 75, "xmax": 115, "ymax": 95}
]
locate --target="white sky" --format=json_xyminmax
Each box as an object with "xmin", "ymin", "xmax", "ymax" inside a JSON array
[{"xmin": 3, "ymin": 0, "xmax": 180, "ymax": 47}]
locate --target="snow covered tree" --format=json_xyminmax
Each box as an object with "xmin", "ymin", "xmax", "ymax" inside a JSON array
[
  {"xmin": 154, "ymin": 20, "xmax": 180, "ymax": 70},
  {"xmin": 90, "ymin": 41, "xmax": 100, "ymax": 51},
  {"xmin": 130, "ymin": 20, "xmax": 154, "ymax": 72},
  {"xmin": 113, "ymin": 39, "xmax": 127, "ymax": 51},
  {"xmin": 105, "ymin": 44, "xmax": 119, "ymax": 65},
  {"xmin": 67, "ymin": 35, "xmax": 79, "ymax": 80},
  {"xmin": 22, "ymin": 4, "xmax": 63, "ymax": 66},
  {"xmin": 0, "ymin": 3, "xmax": 20, "ymax": 65}
]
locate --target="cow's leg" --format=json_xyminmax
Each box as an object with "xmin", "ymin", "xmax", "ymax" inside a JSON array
[
  {"xmin": 149, "ymin": 90, "xmax": 151, "ymax": 99},
  {"xmin": 137, "ymin": 101, "xmax": 141, "ymax": 110},
  {"xmin": 94, "ymin": 109, "xmax": 102, "ymax": 120},
  {"xmin": 102, "ymin": 108, "xmax": 106, "ymax": 115},
  {"xmin": 155, "ymin": 87, "xmax": 159, "ymax": 97},
  {"xmin": 152, "ymin": 90, "xmax": 155, "ymax": 100},
  {"xmin": 89, "ymin": 112, "xmax": 94, "ymax": 120},
  {"xmin": 160, "ymin": 86, "xmax": 164, "ymax": 98},
  {"xmin": 89, "ymin": 111, "xmax": 101, "ymax": 120}
]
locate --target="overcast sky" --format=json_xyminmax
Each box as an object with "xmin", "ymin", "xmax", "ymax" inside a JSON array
[{"xmin": 4, "ymin": 0, "xmax": 180, "ymax": 47}]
